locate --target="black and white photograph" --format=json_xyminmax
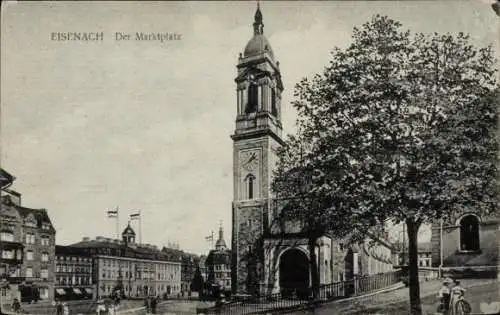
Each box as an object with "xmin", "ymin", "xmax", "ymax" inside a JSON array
[{"xmin": 1, "ymin": 1, "xmax": 499, "ymax": 314}]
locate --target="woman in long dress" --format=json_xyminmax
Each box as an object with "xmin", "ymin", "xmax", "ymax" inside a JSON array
[{"xmin": 449, "ymin": 280, "xmax": 468, "ymax": 315}]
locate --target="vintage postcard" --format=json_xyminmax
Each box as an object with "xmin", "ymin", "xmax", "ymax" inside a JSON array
[{"xmin": 1, "ymin": 1, "xmax": 499, "ymax": 314}]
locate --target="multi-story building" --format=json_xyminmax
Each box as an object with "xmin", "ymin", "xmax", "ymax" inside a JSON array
[
  {"xmin": 0, "ymin": 172, "xmax": 56, "ymax": 302},
  {"xmin": 206, "ymin": 227, "xmax": 231, "ymax": 292},
  {"xmin": 71, "ymin": 224, "xmax": 181, "ymax": 299},
  {"xmin": 180, "ymin": 252, "xmax": 199, "ymax": 295},
  {"xmin": 55, "ymin": 245, "xmax": 95, "ymax": 301},
  {"xmin": 0, "ymin": 169, "xmax": 23, "ymax": 309}
]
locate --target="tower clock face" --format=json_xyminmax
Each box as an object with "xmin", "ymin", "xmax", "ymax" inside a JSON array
[{"xmin": 240, "ymin": 151, "xmax": 259, "ymax": 172}]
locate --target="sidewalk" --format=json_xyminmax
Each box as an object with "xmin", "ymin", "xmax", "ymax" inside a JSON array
[{"xmin": 289, "ymin": 278, "xmax": 498, "ymax": 315}]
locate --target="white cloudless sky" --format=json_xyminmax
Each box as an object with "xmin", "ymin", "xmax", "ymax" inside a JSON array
[{"xmin": 1, "ymin": 1, "xmax": 497, "ymax": 255}]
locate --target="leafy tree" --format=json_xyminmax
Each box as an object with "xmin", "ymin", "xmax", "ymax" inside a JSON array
[{"xmin": 273, "ymin": 15, "xmax": 498, "ymax": 314}]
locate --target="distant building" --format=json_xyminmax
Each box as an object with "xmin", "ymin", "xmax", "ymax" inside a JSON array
[
  {"xmin": 1, "ymin": 174, "xmax": 56, "ymax": 302},
  {"xmin": 54, "ymin": 245, "xmax": 95, "ymax": 301},
  {"xmin": 345, "ymin": 236, "xmax": 395, "ymax": 281},
  {"xmin": 394, "ymin": 242, "xmax": 432, "ymax": 268},
  {"xmin": 71, "ymin": 224, "xmax": 181, "ymax": 298},
  {"xmin": 206, "ymin": 227, "xmax": 231, "ymax": 292},
  {"xmin": 417, "ymin": 243, "xmax": 432, "ymax": 267},
  {"xmin": 199, "ymin": 255, "xmax": 208, "ymax": 281}
]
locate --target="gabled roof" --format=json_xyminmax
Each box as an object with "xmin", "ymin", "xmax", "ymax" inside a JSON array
[{"xmin": 1, "ymin": 196, "xmax": 55, "ymax": 233}]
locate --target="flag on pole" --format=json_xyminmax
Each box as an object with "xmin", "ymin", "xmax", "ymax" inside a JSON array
[
  {"xmin": 205, "ymin": 234, "xmax": 213, "ymax": 241},
  {"xmin": 130, "ymin": 212, "xmax": 140, "ymax": 220},
  {"xmin": 107, "ymin": 207, "xmax": 118, "ymax": 218}
]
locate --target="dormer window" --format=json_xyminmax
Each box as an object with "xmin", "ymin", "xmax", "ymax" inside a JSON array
[
  {"xmin": 25, "ymin": 221, "xmax": 36, "ymax": 228},
  {"xmin": 42, "ymin": 223, "xmax": 51, "ymax": 230}
]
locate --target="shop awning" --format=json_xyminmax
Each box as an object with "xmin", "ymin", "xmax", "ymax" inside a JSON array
[
  {"xmin": 56, "ymin": 288, "xmax": 66, "ymax": 295},
  {"xmin": 73, "ymin": 288, "xmax": 82, "ymax": 294},
  {"xmin": 84, "ymin": 288, "xmax": 93, "ymax": 294}
]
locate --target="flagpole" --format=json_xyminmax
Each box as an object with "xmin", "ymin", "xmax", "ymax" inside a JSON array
[
  {"xmin": 116, "ymin": 206, "xmax": 120, "ymax": 240},
  {"xmin": 139, "ymin": 210, "xmax": 142, "ymax": 244}
]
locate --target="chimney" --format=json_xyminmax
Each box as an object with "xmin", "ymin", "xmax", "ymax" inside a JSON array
[{"xmin": 82, "ymin": 237, "xmax": 90, "ymax": 242}]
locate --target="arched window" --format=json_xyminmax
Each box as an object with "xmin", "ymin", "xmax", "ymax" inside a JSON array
[
  {"xmin": 460, "ymin": 215, "xmax": 480, "ymax": 251},
  {"xmin": 271, "ymin": 88, "xmax": 278, "ymax": 117},
  {"xmin": 245, "ymin": 174, "xmax": 256, "ymax": 199},
  {"xmin": 246, "ymin": 84, "xmax": 258, "ymax": 114}
]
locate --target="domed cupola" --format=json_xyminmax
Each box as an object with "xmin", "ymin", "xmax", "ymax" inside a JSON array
[
  {"xmin": 122, "ymin": 222, "xmax": 136, "ymax": 245},
  {"xmin": 243, "ymin": 3, "xmax": 274, "ymax": 59}
]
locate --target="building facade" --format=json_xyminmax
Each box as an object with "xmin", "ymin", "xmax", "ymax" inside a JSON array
[
  {"xmin": 430, "ymin": 212, "xmax": 499, "ymax": 268},
  {"xmin": 1, "ymin": 183, "xmax": 56, "ymax": 302},
  {"xmin": 206, "ymin": 227, "xmax": 231, "ymax": 292},
  {"xmin": 0, "ymin": 169, "xmax": 23, "ymax": 309},
  {"xmin": 71, "ymin": 224, "xmax": 181, "ymax": 299},
  {"xmin": 55, "ymin": 245, "xmax": 95, "ymax": 301}
]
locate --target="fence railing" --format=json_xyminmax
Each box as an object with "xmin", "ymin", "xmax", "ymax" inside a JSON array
[{"xmin": 198, "ymin": 269, "xmax": 403, "ymax": 314}]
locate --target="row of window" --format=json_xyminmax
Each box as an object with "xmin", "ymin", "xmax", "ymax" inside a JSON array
[
  {"xmin": 24, "ymin": 267, "xmax": 49, "ymax": 279},
  {"xmin": 25, "ymin": 233, "xmax": 51, "ymax": 245},
  {"xmin": 56, "ymin": 256, "xmax": 91, "ymax": 263},
  {"xmin": 418, "ymin": 259, "xmax": 431, "ymax": 267},
  {"xmin": 244, "ymin": 83, "xmax": 279, "ymax": 118},
  {"xmin": 214, "ymin": 265, "xmax": 230, "ymax": 271},
  {"xmin": 56, "ymin": 265, "xmax": 91, "ymax": 273},
  {"xmin": 214, "ymin": 272, "xmax": 231, "ymax": 279},
  {"xmin": 25, "ymin": 251, "xmax": 50, "ymax": 261},
  {"xmin": 56, "ymin": 276, "xmax": 92, "ymax": 285},
  {"xmin": 0, "ymin": 231, "xmax": 52, "ymax": 244},
  {"xmin": 99, "ymin": 270, "xmax": 179, "ymax": 281},
  {"xmin": 99, "ymin": 259, "xmax": 179, "ymax": 274},
  {"xmin": 99, "ymin": 284, "xmax": 179, "ymax": 296}
]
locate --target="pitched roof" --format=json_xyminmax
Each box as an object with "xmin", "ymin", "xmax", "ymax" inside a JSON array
[
  {"xmin": 70, "ymin": 238, "xmax": 181, "ymax": 262},
  {"xmin": 206, "ymin": 249, "xmax": 231, "ymax": 266},
  {"xmin": 1, "ymin": 196, "xmax": 55, "ymax": 233}
]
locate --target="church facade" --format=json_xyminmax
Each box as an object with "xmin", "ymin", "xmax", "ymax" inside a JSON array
[
  {"xmin": 430, "ymin": 212, "xmax": 499, "ymax": 269},
  {"xmin": 230, "ymin": 5, "xmax": 395, "ymax": 297}
]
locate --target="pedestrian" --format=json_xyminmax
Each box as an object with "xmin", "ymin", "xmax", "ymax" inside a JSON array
[
  {"xmin": 437, "ymin": 277, "xmax": 452, "ymax": 314},
  {"xmin": 12, "ymin": 298, "xmax": 21, "ymax": 313},
  {"xmin": 96, "ymin": 299, "xmax": 106, "ymax": 315},
  {"xmin": 62, "ymin": 302, "xmax": 70, "ymax": 315},
  {"xmin": 144, "ymin": 296, "xmax": 151, "ymax": 314},
  {"xmin": 151, "ymin": 296, "xmax": 157, "ymax": 314},
  {"xmin": 449, "ymin": 279, "xmax": 467, "ymax": 315}
]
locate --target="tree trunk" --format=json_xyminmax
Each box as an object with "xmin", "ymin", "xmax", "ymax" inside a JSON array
[
  {"xmin": 406, "ymin": 218, "xmax": 422, "ymax": 315},
  {"xmin": 308, "ymin": 236, "xmax": 320, "ymax": 300}
]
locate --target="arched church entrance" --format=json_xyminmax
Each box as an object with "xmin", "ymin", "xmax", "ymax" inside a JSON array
[{"xmin": 279, "ymin": 248, "xmax": 309, "ymax": 299}]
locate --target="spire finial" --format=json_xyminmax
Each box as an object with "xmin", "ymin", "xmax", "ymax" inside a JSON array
[{"xmin": 253, "ymin": 1, "xmax": 264, "ymax": 35}]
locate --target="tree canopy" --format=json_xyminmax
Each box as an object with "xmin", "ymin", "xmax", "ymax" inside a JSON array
[{"xmin": 272, "ymin": 15, "xmax": 498, "ymax": 314}]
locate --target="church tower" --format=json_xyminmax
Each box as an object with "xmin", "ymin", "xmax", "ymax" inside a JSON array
[{"xmin": 231, "ymin": 3, "xmax": 284, "ymax": 295}]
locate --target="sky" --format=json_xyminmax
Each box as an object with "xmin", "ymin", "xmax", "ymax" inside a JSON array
[{"xmin": 1, "ymin": 1, "xmax": 498, "ymax": 255}]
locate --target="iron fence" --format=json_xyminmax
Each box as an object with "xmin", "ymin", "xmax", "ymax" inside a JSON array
[{"xmin": 198, "ymin": 269, "xmax": 403, "ymax": 314}]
